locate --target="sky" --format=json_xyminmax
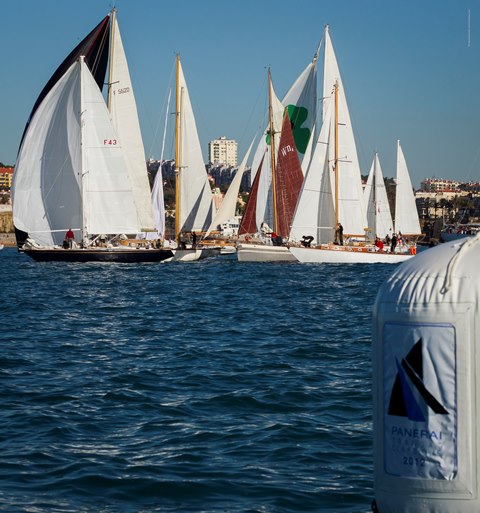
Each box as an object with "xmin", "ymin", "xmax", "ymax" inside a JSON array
[{"xmin": 1, "ymin": 0, "xmax": 479, "ymax": 188}]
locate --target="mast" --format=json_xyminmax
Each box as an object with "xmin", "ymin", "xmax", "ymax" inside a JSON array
[
  {"xmin": 268, "ymin": 67, "xmax": 278, "ymax": 234},
  {"xmin": 79, "ymin": 57, "xmax": 87, "ymax": 246},
  {"xmin": 174, "ymin": 54, "xmax": 181, "ymax": 243},
  {"xmin": 107, "ymin": 8, "xmax": 116, "ymax": 112},
  {"xmin": 334, "ymin": 80, "xmax": 339, "ymax": 241}
]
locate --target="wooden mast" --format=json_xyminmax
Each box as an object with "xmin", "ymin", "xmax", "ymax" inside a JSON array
[
  {"xmin": 174, "ymin": 54, "xmax": 181, "ymax": 244},
  {"xmin": 268, "ymin": 68, "xmax": 278, "ymax": 234},
  {"xmin": 334, "ymin": 80, "xmax": 339, "ymax": 242}
]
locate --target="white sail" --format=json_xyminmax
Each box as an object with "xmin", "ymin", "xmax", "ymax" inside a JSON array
[
  {"xmin": 108, "ymin": 11, "xmax": 154, "ymax": 231},
  {"xmin": 151, "ymin": 167, "xmax": 165, "ymax": 237},
  {"xmin": 290, "ymin": 97, "xmax": 334, "ymax": 244},
  {"xmin": 394, "ymin": 140, "xmax": 421, "ymax": 236},
  {"xmin": 177, "ymin": 59, "xmax": 214, "ymax": 233},
  {"xmin": 282, "ymin": 55, "xmax": 319, "ymax": 166},
  {"xmin": 323, "ymin": 26, "xmax": 367, "ymax": 237},
  {"xmin": 364, "ymin": 153, "xmax": 393, "ymax": 240},
  {"xmin": 205, "ymin": 136, "xmax": 256, "ymax": 237},
  {"xmin": 12, "ymin": 58, "xmax": 139, "ymax": 246},
  {"xmin": 13, "ymin": 62, "xmax": 83, "ymax": 247},
  {"xmin": 80, "ymin": 58, "xmax": 139, "ymax": 237},
  {"xmin": 248, "ymin": 52, "xmax": 319, "ymax": 234}
]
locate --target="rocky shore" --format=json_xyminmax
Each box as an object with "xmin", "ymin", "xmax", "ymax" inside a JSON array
[{"xmin": 0, "ymin": 210, "xmax": 15, "ymax": 246}]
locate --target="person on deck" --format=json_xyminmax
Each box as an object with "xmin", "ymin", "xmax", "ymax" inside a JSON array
[
  {"xmin": 301, "ymin": 235, "xmax": 314, "ymax": 247},
  {"xmin": 65, "ymin": 228, "xmax": 75, "ymax": 249},
  {"xmin": 390, "ymin": 233, "xmax": 398, "ymax": 253},
  {"xmin": 374, "ymin": 237, "xmax": 384, "ymax": 251},
  {"xmin": 337, "ymin": 223, "xmax": 344, "ymax": 245}
]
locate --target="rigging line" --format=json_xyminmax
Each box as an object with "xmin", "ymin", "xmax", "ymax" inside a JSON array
[
  {"xmin": 148, "ymin": 57, "xmax": 176, "ymax": 158},
  {"xmin": 237, "ymin": 69, "xmax": 268, "ymax": 153},
  {"xmin": 160, "ymin": 89, "xmax": 172, "ymax": 162}
]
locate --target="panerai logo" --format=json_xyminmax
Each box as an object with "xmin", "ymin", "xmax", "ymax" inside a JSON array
[{"xmin": 388, "ymin": 339, "xmax": 449, "ymax": 422}]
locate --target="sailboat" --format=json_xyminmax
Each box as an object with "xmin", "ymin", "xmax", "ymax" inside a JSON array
[
  {"xmin": 169, "ymin": 55, "xmax": 220, "ymax": 262},
  {"xmin": 237, "ymin": 69, "xmax": 304, "ymax": 262},
  {"xmin": 363, "ymin": 152, "xmax": 394, "ymax": 242},
  {"xmin": 237, "ymin": 47, "xmax": 319, "ymax": 262},
  {"xmin": 363, "ymin": 142, "xmax": 422, "ymax": 246},
  {"xmin": 11, "ymin": 11, "xmax": 173, "ymax": 263},
  {"xmin": 394, "ymin": 140, "xmax": 422, "ymax": 241},
  {"xmin": 289, "ymin": 27, "xmax": 417, "ymax": 264},
  {"xmin": 203, "ymin": 136, "xmax": 257, "ymax": 253}
]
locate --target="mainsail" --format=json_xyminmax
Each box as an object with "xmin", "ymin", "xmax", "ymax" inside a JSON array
[
  {"xmin": 176, "ymin": 56, "xmax": 215, "ymax": 235},
  {"xmin": 323, "ymin": 26, "xmax": 367, "ymax": 237},
  {"xmin": 14, "ymin": 15, "xmax": 111, "ymax": 247},
  {"xmin": 274, "ymin": 111, "xmax": 305, "ymax": 238},
  {"xmin": 108, "ymin": 10, "xmax": 154, "ymax": 232},
  {"xmin": 239, "ymin": 157, "xmax": 264, "ymax": 235},
  {"xmin": 13, "ymin": 58, "xmax": 139, "ymax": 246},
  {"xmin": 290, "ymin": 96, "xmax": 334, "ymax": 244},
  {"xmin": 364, "ymin": 153, "xmax": 393, "ymax": 240},
  {"xmin": 394, "ymin": 140, "xmax": 421, "ymax": 236}
]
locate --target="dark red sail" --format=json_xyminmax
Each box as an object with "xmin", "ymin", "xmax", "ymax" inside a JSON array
[
  {"xmin": 274, "ymin": 111, "xmax": 304, "ymax": 238},
  {"xmin": 239, "ymin": 156, "xmax": 265, "ymax": 235}
]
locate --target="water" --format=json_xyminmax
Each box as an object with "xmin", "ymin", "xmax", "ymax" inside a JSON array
[{"xmin": 0, "ymin": 248, "xmax": 397, "ymax": 512}]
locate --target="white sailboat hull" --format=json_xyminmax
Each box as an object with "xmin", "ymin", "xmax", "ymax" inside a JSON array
[
  {"xmin": 171, "ymin": 247, "xmax": 220, "ymax": 262},
  {"xmin": 236, "ymin": 243, "xmax": 296, "ymax": 262},
  {"xmin": 290, "ymin": 245, "xmax": 415, "ymax": 264}
]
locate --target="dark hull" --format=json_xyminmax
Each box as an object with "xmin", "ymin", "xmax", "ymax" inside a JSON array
[{"xmin": 24, "ymin": 248, "xmax": 174, "ymax": 263}]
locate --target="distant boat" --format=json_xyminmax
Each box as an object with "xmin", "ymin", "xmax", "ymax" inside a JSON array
[
  {"xmin": 394, "ymin": 140, "xmax": 422, "ymax": 242},
  {"xmin": 11, "ymin": 10, "xmax": 173, "ymax": 263},
  {"xmin": 290, "ymin": 27, "xmax": 416, "ymax": 264},
  {"xmin": 237, "ymin": 44, "xmax": 319, "ymax": 262},
  {"xmin": 363, "ymin": 142, "xmax": 422, "ymax": 247},
  {"xmin": 169, "ymin": 55, "xmax": 220, "ymax": 262},
  {"xmin": 441, "ymin": 223, "xmax": 480, "ymax": 242},
  {"xmin": 237, "ymin": 69, "xmax": 305, "ymax": 262},
  {"xmin": 363, "ymin": 152, "xmax": 394, "ymax": 242}
]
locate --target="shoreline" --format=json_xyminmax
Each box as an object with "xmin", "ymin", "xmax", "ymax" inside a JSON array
[{"xmin": 0, "ymin": 233, "xmax": 16, "ymax": 247}]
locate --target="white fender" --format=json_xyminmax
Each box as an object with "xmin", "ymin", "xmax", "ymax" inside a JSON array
[{"xmin": 372, "ymin": 234, "xmax": 480, "ymax": 513}]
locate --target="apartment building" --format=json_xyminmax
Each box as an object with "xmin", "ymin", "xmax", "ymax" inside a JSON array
[
  {"xmin": 208, "ymin": 136, "xmax": 238, "ymax": 167},
  {"xmin": 0, "ymin": 167, "xmax": 13, "ymax": 191}
]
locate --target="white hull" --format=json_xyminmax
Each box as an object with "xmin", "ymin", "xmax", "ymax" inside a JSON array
[
  {"xmin": 290, "ymin": 245, "xmax": 414, "ymax": 264},
  {"xmin": 171, "ymin": 247, "xmax": 220, "ymax": 262},
  {"xmin": 236, "ymin": 243, "xmax": 296, "ymax": 262}
]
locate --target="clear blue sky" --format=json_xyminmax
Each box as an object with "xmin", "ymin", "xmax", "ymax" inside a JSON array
[{"xmin": 1, "ymin": 0, "xmax": 479, "ymax": 188}]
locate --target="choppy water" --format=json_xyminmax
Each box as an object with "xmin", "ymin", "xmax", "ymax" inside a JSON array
[{"xmin": 0, "ymin": 247, "xmax": 397, "ymax": 512}]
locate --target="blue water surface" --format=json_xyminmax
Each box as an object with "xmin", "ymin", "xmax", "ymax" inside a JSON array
[{"xmin": 0, "ymin": 248, "xmax": 396, "ymax": 513}]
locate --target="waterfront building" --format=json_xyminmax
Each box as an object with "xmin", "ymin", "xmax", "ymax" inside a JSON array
[
  {"xmin": 209, "ymin": 136, "xmax": 238, "ymax": 167},
  {"xmin": 0, "ymin": 167, "xmax": 13, "ymax": 191}
]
